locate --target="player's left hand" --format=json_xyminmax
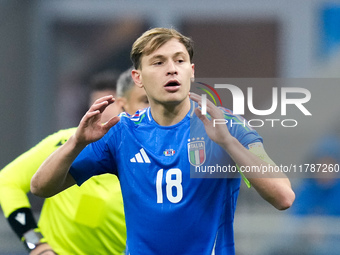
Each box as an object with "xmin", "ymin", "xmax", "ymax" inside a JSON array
[{"xmin": 189, "ymin": 93, "xmax": 233, "ymax": 147}]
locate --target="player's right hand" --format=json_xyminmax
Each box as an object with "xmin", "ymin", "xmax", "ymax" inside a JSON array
[{"xmin": 75, "ymin": 95, "xmax": 120, "ymax": 146}]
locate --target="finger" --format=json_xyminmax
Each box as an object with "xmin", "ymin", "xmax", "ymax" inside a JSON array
[
  {"xmin": 93, "ymin": 95, "xmax": 115, "ymax": 104},
  {"xmin": 85, "ymin": 110, "xmax": 101, "ymax": 118},
  {"xmin": 92, "ymin": 95, "xmax": 115, "ymax": 108},
  {"xmin": 79, "ymin": 110, "xmax": 101, "ymax": 130},
  {"xmin": 91, "ymin": 99, "xmax": 116, "ymax": 113},
  {"xmin": 102, "ymin": 116, "xmax": 120, "ymax": 132},
  {"xmin": 194, "ymin": 108, "xmax": 211, "ymax": 126},
  {"xmin": 190, "ymin": 94, "xmax": 222, "ymax": 119},
  {"xmin": 190, "ymin": 92, "xmax": 215, "ymax": 108},
  {"xmin": 189, "ymin": 92, "xmax": 200, "ymax": 103}
]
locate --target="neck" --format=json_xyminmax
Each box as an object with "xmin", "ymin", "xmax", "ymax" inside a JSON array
[{"xmin": 150, "ymin": 98, "xmax": 191, "ymax": 126}]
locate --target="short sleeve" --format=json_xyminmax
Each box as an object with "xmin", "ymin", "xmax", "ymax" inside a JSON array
[{"xmin": 69, "ymin": 131, "xmax": 117, "ymax": 186}]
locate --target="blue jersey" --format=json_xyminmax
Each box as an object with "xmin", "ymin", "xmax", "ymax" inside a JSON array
[{"xmin": 70, "ymin": 101, "xmax": 262, "ymax": 255}]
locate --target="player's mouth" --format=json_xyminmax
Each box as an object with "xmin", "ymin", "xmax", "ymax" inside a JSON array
[{"xmin": 164, "ymin": 80, "xmax": 181, "ymax": 92}]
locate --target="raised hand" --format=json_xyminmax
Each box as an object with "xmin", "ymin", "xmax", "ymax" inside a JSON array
[
  {"xmin": 75, "ymin": 95, "xmax": 120, "ymax": 146},
  {"xmin": 189, "ymin": 92, "xmax": 233, "ymax": 148}
]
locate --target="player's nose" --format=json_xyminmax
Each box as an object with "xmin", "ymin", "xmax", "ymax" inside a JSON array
[{"xmin": 166, "ymin": 60, "xmax": 178, "ymax": 75}]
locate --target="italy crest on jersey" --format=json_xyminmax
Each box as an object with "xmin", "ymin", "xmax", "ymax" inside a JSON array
[{"xmin": 188, "ymin": 138, "xmax": 206, "ymax": 166}]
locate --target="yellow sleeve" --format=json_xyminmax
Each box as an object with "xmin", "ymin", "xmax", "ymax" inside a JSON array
[{"xmin": 0, "ymin": 128, "xmax": 76, "ymax": 217}]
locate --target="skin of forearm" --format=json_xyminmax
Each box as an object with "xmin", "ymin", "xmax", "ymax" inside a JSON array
[
  {"xmin": 220, "ymin": 136, "xmax": 295, "ymax": 210},
  {"xmin": 30, "ymin": 135, "xmax": 84, "ymax": 197}
]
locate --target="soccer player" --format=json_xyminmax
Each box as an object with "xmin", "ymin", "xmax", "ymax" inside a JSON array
[
  {"xmin": 31, "ymin": 28, "xmax": 295, "ymax": 254},
  {"xmin": 0, "ymin": 70, "xmax": 148, "ymax": 255},
  {"xmin": 115, "ymin": 66, "xmax": 149, "ymax": 115}
]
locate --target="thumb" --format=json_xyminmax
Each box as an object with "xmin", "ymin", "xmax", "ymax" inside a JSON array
[{"xmin": 102, "ymin": 116, "xmax": 120, "ymax": 132}]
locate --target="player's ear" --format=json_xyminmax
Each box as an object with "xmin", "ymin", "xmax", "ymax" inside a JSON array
[
  {"xmin": 191, "ymin": 63, "xmax": 195, "ymax": 79},
  {"xmin": 132, "ymin": 69, "xmax": 143, "ymax": 88}
]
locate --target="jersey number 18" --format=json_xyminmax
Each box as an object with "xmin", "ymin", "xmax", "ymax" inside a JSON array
[{"xmin": 156, "ymin": 168, "xmax": 183, "ymax": 203}]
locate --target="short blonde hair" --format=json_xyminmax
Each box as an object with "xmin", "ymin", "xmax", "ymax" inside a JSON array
[{"xmin": 131, "ymin": 27, "xmax": 194, "ymax": 70}]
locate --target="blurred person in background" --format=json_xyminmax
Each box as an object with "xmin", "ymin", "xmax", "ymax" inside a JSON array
[
  {"xmin": 115, "ymin": 66, "xmax": 149, "ymax": 115},
  {"xmin": 292, "ymin": 134, "xmax": 340, "ymax": 216},
  {"xmin": 272, "ymin": 134, "xmax": 340, "ymax": 255},
  {"xmin": 0, "ymin": 69, "xmax": 148, "ymax": 255}
]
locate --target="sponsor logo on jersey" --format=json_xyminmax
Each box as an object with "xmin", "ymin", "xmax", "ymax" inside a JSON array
[
  {"xmin": 130, "ymin": 148, "xmax": 151, "ymax": 163},
  {"xmin": 188, "ymin": 138, "xmax": 206, "ymax": 166}
]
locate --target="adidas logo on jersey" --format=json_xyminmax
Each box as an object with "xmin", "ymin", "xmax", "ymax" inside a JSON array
[{"xmin": 130, "ymin": 148, "xmax": 151, "ymax": 163}]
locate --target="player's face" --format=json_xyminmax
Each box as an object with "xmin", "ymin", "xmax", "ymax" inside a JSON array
[
  {"xmin": 124, "ymin": 85, "xmax": 149, "ymax": 115},
  {"xmin": 133, "ymin": 38, "xmax": 194, "ymax": 107},
  {"xmin": 90, "ymin": 89, "xmax": 122, "ymax": 122}
]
